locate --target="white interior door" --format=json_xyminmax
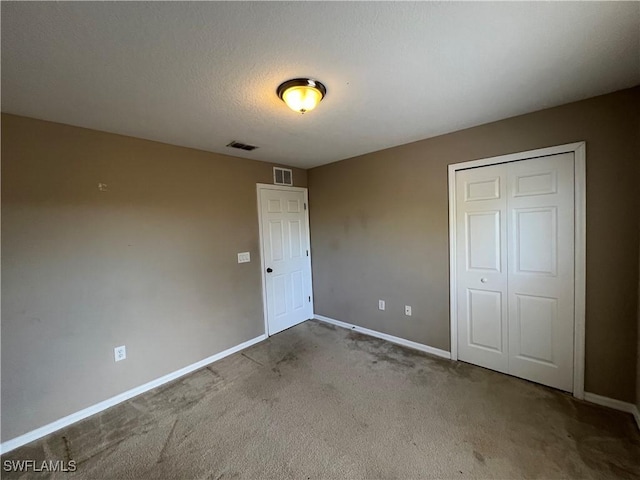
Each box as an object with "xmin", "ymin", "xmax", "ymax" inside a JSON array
[
  {"xmin": 456, "ymin": 153, "xmax": 575, "ymax": 392},
  {"xmin": 259, "ymin": 186, "xmax": 313, "ymax": 336}
]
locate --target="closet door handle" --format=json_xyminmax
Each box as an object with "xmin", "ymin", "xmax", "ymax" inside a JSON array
[
  {"xmin": 480, "ymin": 277, "xmax": 488, "ymax": 283},
  {"xmin": 266, "ymin": 268, "xmax": 273, "ymax": 273}
]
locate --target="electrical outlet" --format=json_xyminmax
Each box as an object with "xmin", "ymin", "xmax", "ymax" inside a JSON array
[
  {"xmin": 378, "ymin": 300, "xmax": 385, "ymax": 311},
  {"xmin": 114, "ymin": 345, "xmax": 126, "ymax": 362},
  {"xmin": 405, "ymin": 305, "xmax": 412, "ymax": 316},
  {"xmin": 237, "ymin": 252, "xmax": 251, "ymax": 263}
]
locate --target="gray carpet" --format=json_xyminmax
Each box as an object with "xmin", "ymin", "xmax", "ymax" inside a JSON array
[{"xmin": 3, "ymin": 319, "xmax": 639, "ymax": 479}]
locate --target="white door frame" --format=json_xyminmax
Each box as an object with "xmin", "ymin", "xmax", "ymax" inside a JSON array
[
  {"xmin": 256, "ymin": 183, "xmax": 313, "ymax": 336},
  {"xmin": 448, "ymin": 142, "xmax": 586, "ymax": 399}
]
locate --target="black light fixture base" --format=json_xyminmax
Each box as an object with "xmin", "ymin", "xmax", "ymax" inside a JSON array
[{"xmin": 276, "ymin": 78, "xmax": 327, "ymax": 100}]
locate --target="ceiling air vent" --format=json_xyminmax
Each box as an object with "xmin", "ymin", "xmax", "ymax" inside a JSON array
[
  {"xmin": 226, "ymin": 140, "xmax": 258, "ymax": 151},
  {"xmin": 274, "ymin": 167, "xmax": 293, "ymax": 186}
]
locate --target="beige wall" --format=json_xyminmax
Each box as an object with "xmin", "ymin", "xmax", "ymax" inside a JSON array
[
  {"xmin": 309, "ymin": 87, "xmax": 640, "ymax": 403},
  {"xmin": 1, "ymin": 114, "xmax": 307, "ymax": 441}
]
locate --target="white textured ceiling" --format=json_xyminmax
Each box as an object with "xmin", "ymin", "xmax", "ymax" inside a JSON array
[{"xmin": 2, "ymin": 2, "xmax": 639, "ymax": 168}]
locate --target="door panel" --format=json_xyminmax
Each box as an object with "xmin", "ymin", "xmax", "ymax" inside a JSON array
[
  {"xmin": 287, "ymin": 199, "xmax": 300, "ymax": 213},
  {"xmin": 465, "ymin": 177, "xmax": 501, "ymax": 201},
  {"xmin": 466, "ymin": 211, "xmax": 501, "ymax": 271},
  {"xmin": 514, "ymin": 171, "xmax": 557, "ymax": 197},
  {"xmin": 268, "ymin": 199, "xmax": 281, "ymax": 212},
  {"xmin": 467, "ymin": 289, "xmax": 503, "ymax": 352},
  {"xmin": 456, "ymin": 152, "xmax": 575, "ymax": 392},
  {"xmin": 514, "ymin": 207, "xmax": 557, "ymax": 275},
  {"xmin": 273, "ymin": 274, "xmax": 288, "ymax": 316},
  {"xmin": 289, "ymin": 220, "xmax": 302, "ymax": 258},
  {"xmin": 269, "ymin": 220, "xmax": 284, "ymax": 261},
  {"xmin": 260, "ymin": 188, "xmax": 313, "ymax": 336},
  {"xmin": 514, "ymin": 294, "xmax": 556, "ymax": 365},
  {"xmin": 507, "ymin": 153, "xmax": 574, "ymax": 391},
  {"xmin": 291, "ymin": 270, "xmax": 305, "ymax": 310},
  {"xmin": 456, "ymin": 164, "xmax": 509, "ymax": 374}
]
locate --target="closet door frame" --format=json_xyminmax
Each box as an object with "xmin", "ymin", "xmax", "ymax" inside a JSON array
[{"xmin": 448, "ymin": 142, "xmax": 586, "ymax": 399}]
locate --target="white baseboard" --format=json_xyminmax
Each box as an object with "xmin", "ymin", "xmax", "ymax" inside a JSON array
[
  {"xmin": 314, "ymin": 314, "xmax": 451, "ymax": 360},
  {"xmin": 0, "ymin": 334, "xmax": 266, "ymax": 455},
  {"xmin": 584, "ymin": 392, "xmax": 640, "ymax": 430}
]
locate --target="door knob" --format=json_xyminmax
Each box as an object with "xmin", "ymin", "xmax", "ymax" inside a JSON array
[
  {"xmin": 480, "ymin": 277, "xmax": 488, "ymax": 283},
  {"xmin": 266, "ymin": 268, "xmax": 273, "ymax": 273}
]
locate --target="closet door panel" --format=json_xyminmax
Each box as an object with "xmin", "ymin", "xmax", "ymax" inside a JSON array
[
  {"xmin": 456, "ymin": 164, "xmax": 509, "ymax": 373},
  {"xmin": 507, "ymin": 153, "xmax": 575, "ymax": 392}
]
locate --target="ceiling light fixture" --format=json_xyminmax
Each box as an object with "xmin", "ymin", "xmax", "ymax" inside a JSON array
[{"xmin": 277, "ymin": 78, "xmax": 326, "ymax": 114}]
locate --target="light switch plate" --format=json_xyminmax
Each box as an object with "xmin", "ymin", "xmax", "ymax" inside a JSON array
[
  {"xmin": 405, "ymin": 305, "xmax": 412, "ymax": 316},
  {"xmin": 237, "ymin": 252, "xmax": 251, "ymax": 263},
  {"xmin": 378, "ymin": 300, "xmax": 385, "ymax": 311}
]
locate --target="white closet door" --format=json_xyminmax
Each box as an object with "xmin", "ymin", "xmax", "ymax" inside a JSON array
[
  {"xmin": 456, "ymin": 152, "xmax": 575, "ymax": 392},
  {"xmin": 456, "ymin": 164, "xmax": 509, "ymax": 374},
  {"xmin": 507, "ymin": 153, "xmax": 574, "ymax": 391}
]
